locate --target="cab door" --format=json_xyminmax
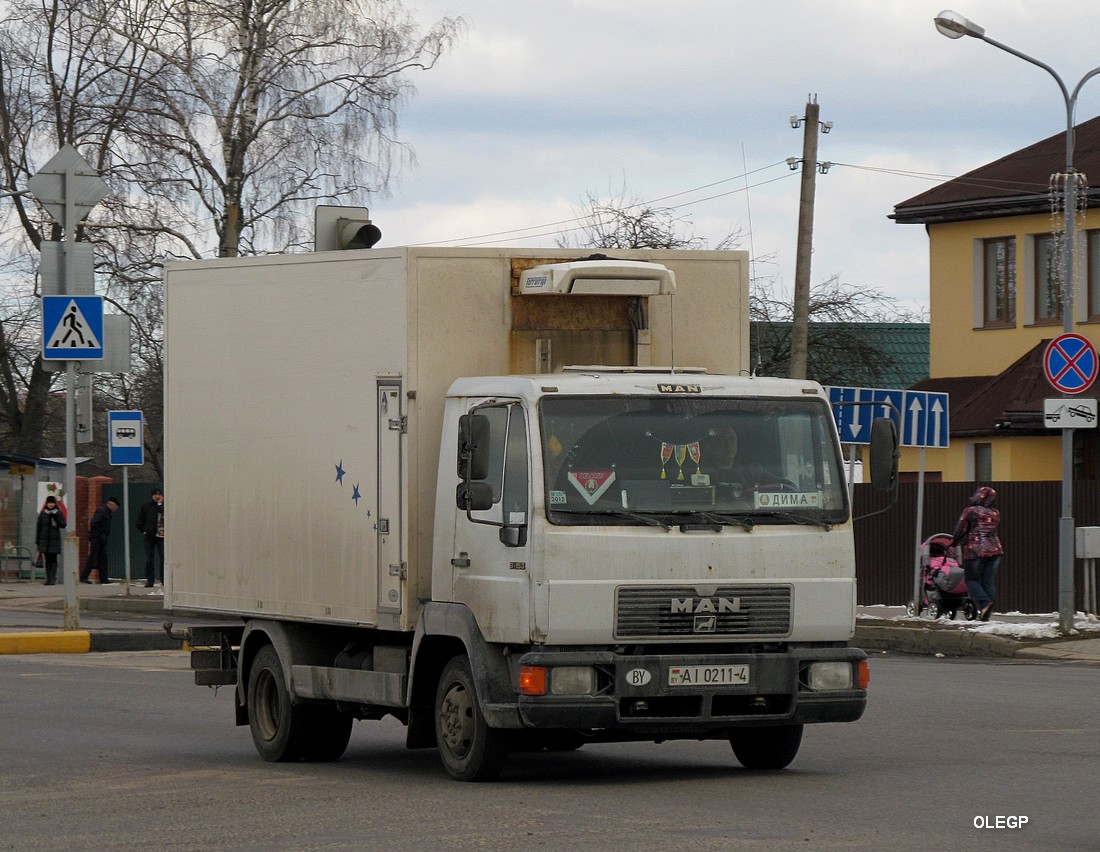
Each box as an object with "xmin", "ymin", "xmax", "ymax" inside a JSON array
[{"xmin": 450, "ymin": 400, "xmax": 532, "ymax": 643}]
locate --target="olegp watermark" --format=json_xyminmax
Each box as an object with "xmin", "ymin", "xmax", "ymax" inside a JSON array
[{"xmin": 974, "ymin": 815, "xmax": 1028, "ymax": 829}]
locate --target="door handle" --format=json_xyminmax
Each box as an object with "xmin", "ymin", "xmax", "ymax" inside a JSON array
[{"xmin": 451, "ymin": 552, "xmax": 471, "ymax": 568}]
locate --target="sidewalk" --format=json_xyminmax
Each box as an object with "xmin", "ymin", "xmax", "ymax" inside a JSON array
[
  {"xmin": 2, "ymin": 578, "xmax": 1100, "ymax": 661},
  {"xmin": 855, "ymin": 605, "xmax": 1100, "ymax": 663},
  {"xmin": 0, "ymin": 578, "xmax": 199, "ymax": 653}
]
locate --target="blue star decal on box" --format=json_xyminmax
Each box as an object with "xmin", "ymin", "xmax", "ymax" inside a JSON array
[
  {"xmin": 335, "ymin": 460, "xmax": 345, "ymax": 484},
  {"xmin": 352, "ymin": 483, "xmax": 361, "ymax": 505}
]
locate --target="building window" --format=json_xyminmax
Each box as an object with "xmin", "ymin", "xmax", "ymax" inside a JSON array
[
  {"xmin": 1034, "ymin": 234, "xmax": 1061, "ymax": 323},
  {"xmin": 982, "ymin": 237, "xmax": 1016, "ymax": 327},
  {"xmin": 974, "ymin": 443, "xmax": 992, "ymax": 481},
  {"xmin": 1088, "ymin": 230, "xmax": 1100, "ymax": 320}
]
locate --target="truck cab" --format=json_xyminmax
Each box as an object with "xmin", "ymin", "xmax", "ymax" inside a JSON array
[{"xmin": 417, "ymin": 368, "xmax": 879, "ymax": 779}]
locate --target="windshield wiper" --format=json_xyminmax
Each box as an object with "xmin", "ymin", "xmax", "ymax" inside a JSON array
[
  {"xmin": 552, "ymin": 508, "xmax": 672, "ymax": 531},
  {"xmin": 675, "ymin": 511, "xmax": 755, "ymax": 533}
]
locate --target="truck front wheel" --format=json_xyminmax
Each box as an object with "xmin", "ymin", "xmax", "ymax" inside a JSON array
[
  {"xmin": 730, "ymin": 724, "xmax": 803, "ymax": 770},
  {"xmin": 434, "ymin": 655, "xmax": 509, "ymax": 781},
  {"xmin": 247, "ymin": 644, "xmax": 306, "ymax": 762}
]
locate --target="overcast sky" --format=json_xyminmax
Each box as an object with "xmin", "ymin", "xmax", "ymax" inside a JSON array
[{"xmin": 377, "ymin": 1, "xmax": 1100, "ymax": 313}]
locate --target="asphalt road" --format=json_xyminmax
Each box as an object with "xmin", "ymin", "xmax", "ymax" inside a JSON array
[{"xmin": 1, "ymin": 651, "xmax": 1096, "ymax": 851}]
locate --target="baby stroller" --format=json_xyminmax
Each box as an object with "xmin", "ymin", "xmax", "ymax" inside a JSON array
[{"xmin": 906, "ymin": 533, "xmax": 978, "ymax": 620}]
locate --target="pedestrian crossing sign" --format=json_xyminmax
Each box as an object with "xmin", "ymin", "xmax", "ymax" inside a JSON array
[{"xmin": 42, "ymin": 295, "xmax": 104, "ymax": 360}]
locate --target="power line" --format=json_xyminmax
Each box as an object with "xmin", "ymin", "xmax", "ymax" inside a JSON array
[
  {"xmin": 411, "ymin": 162, "xmax": 793, "ymax": 247},
  {"xmin": 407, "ymin": 160, "xmax": 1000, "ymax": 248},
  {"xmin": 831, "ymin": 161, "xmax": 1050, "ymax": 193}
]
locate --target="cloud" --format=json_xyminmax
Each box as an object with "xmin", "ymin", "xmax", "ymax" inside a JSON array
[{"xmin": 386, "ymin": 0, "xmax": 1100, "ymax": 311}]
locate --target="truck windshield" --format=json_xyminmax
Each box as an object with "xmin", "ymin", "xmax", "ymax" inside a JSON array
[{"xmin": 540, "ymin": 395, "xmax": 848, "ymax": 527}]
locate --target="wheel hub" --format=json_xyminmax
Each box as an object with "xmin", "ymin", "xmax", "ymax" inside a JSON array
[{"xmin": 439, "ymin": 683, "xmax": 473, "ymax": 757}]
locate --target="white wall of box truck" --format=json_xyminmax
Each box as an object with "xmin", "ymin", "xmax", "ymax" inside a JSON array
[{"xmin": 164, "ymin": 246, "xmax": 897, "ymax": 781}]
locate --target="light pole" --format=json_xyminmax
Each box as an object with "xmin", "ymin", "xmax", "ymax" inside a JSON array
[{"xmin": 935, "ymin": 10, "xmax": 1100, "ymax": 633}]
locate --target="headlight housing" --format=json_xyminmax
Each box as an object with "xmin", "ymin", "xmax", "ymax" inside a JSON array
[{"xmin": 806, "ymin": 661, "xmax": 854, "ymax": 691}]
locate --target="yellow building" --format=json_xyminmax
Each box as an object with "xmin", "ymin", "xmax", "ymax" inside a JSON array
[{"xmin": 892, "ymin": 117, "xmax": 1100, "ymax": 482}]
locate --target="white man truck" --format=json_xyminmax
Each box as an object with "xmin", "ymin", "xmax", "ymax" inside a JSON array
[{"xmin": 164, "ymin": 246, "xmax": 896, "ymax": 781}]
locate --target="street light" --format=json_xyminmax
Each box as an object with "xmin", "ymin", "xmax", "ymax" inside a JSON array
[{"xmin": 935, "ymin": 10, "xmax": 1100, "ymax": 633}]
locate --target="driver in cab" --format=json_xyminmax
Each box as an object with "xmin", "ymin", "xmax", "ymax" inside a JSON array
[{"xmin": 702, "ymin": 426, "xmax": 780, "ymax": 503}]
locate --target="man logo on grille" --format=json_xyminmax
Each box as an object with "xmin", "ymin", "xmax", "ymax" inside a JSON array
[{"xmin": 671, "ymin": 596, "xmax": 741, "ymax": 614}]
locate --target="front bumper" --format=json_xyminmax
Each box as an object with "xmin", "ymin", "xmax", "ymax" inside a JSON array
[{"xmin": 515, "ymin": 646, "xmax": 866, "ymax": 734}]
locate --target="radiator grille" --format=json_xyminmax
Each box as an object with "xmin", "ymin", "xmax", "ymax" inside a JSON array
[{"xmin": 615, "ymin": 585, "xmax": 792, "ymax": 639}]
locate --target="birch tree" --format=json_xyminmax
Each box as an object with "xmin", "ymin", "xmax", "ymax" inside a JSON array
[{"xmin": 0, "ymin": 0, "xmax": 461, "ymax": 463}]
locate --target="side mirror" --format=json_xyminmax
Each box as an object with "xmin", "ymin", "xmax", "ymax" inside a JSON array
[
  {"xmin": 869, "ymin": 418, "xmax": 899, "ymax": 491},
  {"xmin": 456, "ymin": 481, "xmax": 494, "ymax": 512},
  {"xmin": 457, "ymin": 414, "xmax": 491, "ymax": 481}
]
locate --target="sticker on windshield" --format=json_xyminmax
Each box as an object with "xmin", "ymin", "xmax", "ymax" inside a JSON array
[
  {"xmin": 567, "ymin": 470, "xmax": 617, "ymax": 505},
  {"xmin": 755, "ymin": 491, "xmax": 822, "ymax": 509}
]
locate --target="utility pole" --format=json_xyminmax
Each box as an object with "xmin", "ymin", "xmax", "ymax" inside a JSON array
[{"xmin": 789, "ymin": 96, "xmax": 831, "ymax": 379}]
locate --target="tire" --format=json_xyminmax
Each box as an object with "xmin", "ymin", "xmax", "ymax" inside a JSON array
[
  {"xmin": 730, "ymin": 724, "xmax": 804, "ymax": 770},
  {"xmin": 299, "ymin": 706, "xmax": 354, "ymax": 762},
  {"xmin": 247, "ymin": 644, "xmax": 308, "ymax": 762},
  {"xmin": 963, "ymin": 601, "xmax": 978, "ymax": 621},
  {"xmin": 435, "ymin": 655, "xmax": 509, "ymax": 781},
  {"xmin": 927, "ymin": 601, "xmax": 942, "ymax": 619},
  {"xmin": 905, "ymin": 600, "xmax": 917, "ymax": 617}
]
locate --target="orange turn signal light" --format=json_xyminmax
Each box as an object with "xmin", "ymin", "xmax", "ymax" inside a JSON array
[
  {"xmin": 518, "ymin": 665, "xmax": 548, "ymax": 696},
  {"xmin": 858, "ymin": 660, "xmax": 871, "ymax": 690}
]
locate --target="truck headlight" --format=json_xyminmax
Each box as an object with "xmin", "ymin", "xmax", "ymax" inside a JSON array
[
  {"xmin": 549, "ymin": 666, "xmax": 596, "ymax": 695},
  {"xmin": 807, "ymin": 661, "xmax": 853, "ymax": 691}
]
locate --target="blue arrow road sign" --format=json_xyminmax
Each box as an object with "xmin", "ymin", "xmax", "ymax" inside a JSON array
[
  {"xmin": 108, "ymin": 410, "xmax": 143, "ymax": 466},
  {"xmin": 826, "ymin": 386, "xmax": 875, "ymax": 443},
  {"xmin": 42, "ymin": 295, "xmax": 104, "ymax": 360},
  {"xmin": 827, "ymin": 386, "xmax": 949, "ymax": 448},
  {"xmin": 902, "ymin": 391, "xmax": 950, "ymax": 448},
  {"xmin": 872, "ymin": 389, "xmax": 903, "ymax": 431}
]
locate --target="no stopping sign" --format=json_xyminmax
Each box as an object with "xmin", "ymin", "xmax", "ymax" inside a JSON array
[{"xmin": 1044, "ymin": 333, "xmax": 1099, "ymax": 394}]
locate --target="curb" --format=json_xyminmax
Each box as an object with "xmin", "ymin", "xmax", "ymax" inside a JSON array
[
  {"xmin": 91, "ymin": 632, "xmax": 184, "ymax": 652},
  {"xmin": 854, "ymin": 623, "xmax": 1025, "ymax": 658},
  {"xmin": 0, "ymin": 629, "xmax": 184, "ymax": 654},
  {"xmin": 0, "ymin": 631, "xmax": 92, "ymax": 654}
]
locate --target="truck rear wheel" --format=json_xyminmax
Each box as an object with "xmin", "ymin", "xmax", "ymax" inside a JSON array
[
  {"xmin": 434, "ymin": 655, "xmax": 509, "ymax": 781},
  {"xmin": 730, "ymin": 724, "xmax": 803, "ymax": 770},
  {"xmin": 247, "ymin": 644, "xmax": 307, "ymax": 762}
]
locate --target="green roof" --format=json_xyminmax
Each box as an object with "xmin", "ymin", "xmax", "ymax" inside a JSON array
[{"xmin": 750, "ymin": 322, "xmax": 929, "ymax": 390}]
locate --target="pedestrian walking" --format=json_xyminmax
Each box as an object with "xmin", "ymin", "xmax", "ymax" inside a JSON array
[
  {"xmin": 951, "ymin": 486, "xmax": 1003, "ymax": 622},
  {"xmin": 80, "ymin": 497, "xmax": 119, "ymax": 584},
  {"xmin": 35, "ymin": 495, "xmax": 67, "ymax": 586},
  {"xmin": 135, "ymin": 488, "xmax": 165, "ymax": 587}
]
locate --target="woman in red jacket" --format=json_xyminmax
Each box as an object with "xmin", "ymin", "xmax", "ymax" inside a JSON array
[{"xmin": 951, "ymin": 486, "xmax": 1003, "ymax": 622}]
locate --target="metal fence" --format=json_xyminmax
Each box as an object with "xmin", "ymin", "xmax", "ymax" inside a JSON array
[{"xmin": 853, "ymin": 481, "xmax": 1100, "ymax": 613}]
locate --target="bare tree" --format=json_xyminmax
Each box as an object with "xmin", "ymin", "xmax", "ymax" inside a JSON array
[
  {"xmin": 561, "ymin": 187, "xmax": 923, "ymax": 387},
  {"xmin": 0, "ymin": 0, "xmax": 461, "ymax": 465},
  {"xmin": 751, "ymin": 274, "xmax": 924, "ymax": 386},
  {"xmin": 0, "ymin": 0, "xmax": 147, "ymax": 457},
  {"xmin": 558, "ymin": 187, "xmax": 741, "ymax": 251},
  {"xmin": 107, "ymin": 0, "xmax": 462, "ymax": 257}
]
